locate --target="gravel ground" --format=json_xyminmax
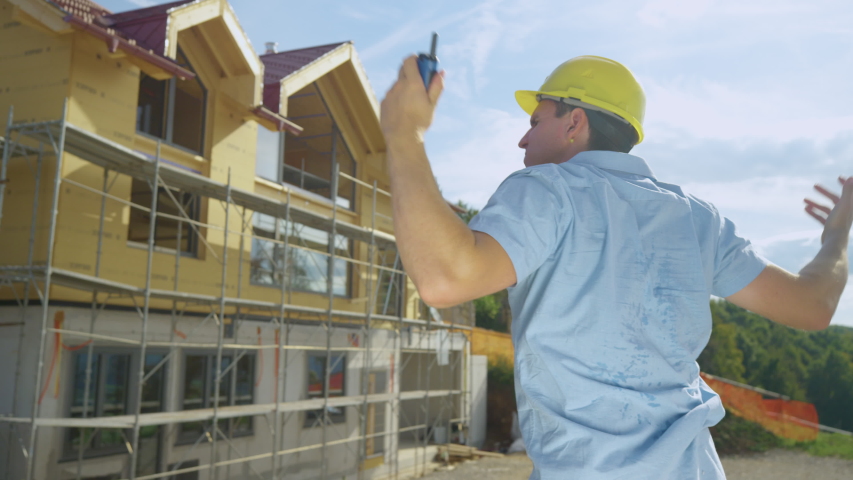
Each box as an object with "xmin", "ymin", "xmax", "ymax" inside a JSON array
[{"xmin": 418, "ymin": 449, "xmax": 853, "ymax": 479}]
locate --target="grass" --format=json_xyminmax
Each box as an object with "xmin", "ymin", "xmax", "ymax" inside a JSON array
[
  {"xmin": 786, "ymin": 432, "xmax": 853, "ymax": 460},
  {"xmin": 712, "ymin": 413, "xmax": 853, "ymax": 460}
]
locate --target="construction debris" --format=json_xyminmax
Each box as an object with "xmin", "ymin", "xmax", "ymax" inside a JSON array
[{"xmin": 436, "ymin": 443, "xmax": 505, "ymax": 463}]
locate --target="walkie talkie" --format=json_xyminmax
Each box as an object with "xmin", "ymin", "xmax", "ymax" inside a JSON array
[{"xmin": 416, "ymin": 32, "xmax": 439, "ymax": 89}]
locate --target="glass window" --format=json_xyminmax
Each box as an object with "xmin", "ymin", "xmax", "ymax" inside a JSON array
[
  {"xmin": 178, "ymin": 353, "xmax": 255, "ymax": 444},
  {"xmin": 250, "ymin": 213, "xmax": 350, "ymax": 296},
  {"xmin": 137, "ymin": 74, "xmax": 167, "ymax": 139},
  {"xmin": 256, "ymin": 127, "xmax": 282, "ymax": 181},
  {"xmin": 127, "ymin": 178, "xmax": 200, "ymax": 256},
  {"xmin": 66, "ymin": 351, "xmax": 164, "ymax": 459},
  {"xmin": 279, "ymin": 83, "xmax": 356, "ymax": 209},
  {"xmin": 374, "ymin": 245, "xmax": 404, "ymax": 317},
  {"xmin": 137, "ymin": 353, "xmax": 166, "ymax": 477},
  {"xmin": 135, "ymin": 49, "xmax": 206, "ymax": 154},
  {"xmin": 305, "ymin": 353, "xmax": 346, "ymax": 426}
]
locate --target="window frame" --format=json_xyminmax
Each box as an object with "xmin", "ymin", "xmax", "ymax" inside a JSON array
[
  {"xmin": 258, "ymin": 83, "xmax": 357, "ymax": 211},
  {"xmin": 177, "ymin": 352, "xmax": 256, "ymax": 445},
  {"xmin": 303, "ymin": 352, "xmax": 347, "ymax": 428},
  {"xmin": 249, "ymin": 214, "xmax": 352, "ymax": 298},
  {"xmin": 136, "ymin": 48, "xmax": 208, "ymax": 156},
  {"xmin": 126, "ymin": 178, "xmax": 201, "ymax": 258},
  {"xmin": 61, "ymin": 348, "xmax": 168, "ymax": 462}
]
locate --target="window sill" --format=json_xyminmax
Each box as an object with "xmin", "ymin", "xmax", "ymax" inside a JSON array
[
  {"xmin": 127, "ymin": 240, "xmax": 198, "ymax": 259},
  {"xmin": 253, "ymin": 177, "xmax": 357, "ymax": 219},
  {"xmin": 59, "ymin": 446, "xmax": 129, "ymax": 463},
  {"xmin": 134, "ymin": 132, "xmax": 206, "ymax": 168},
  {"xmin": 248, "ymin": 278, "xmax": 351, "ymax": 299},
  {"xmin": 174, "ymin": 430, "xmax": 254, "ymax": 446}
]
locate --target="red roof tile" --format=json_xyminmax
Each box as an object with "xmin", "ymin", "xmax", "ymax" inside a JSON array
[
  {"xmin": 52, "ymin": 0, "xmax": 111, "ymax": 24},
  {"xmin": 261, "ymin": 42, "xmax": 348, "ymax": 85},
  {"xmin": 102, "ymin": 0, "xmax": 193, "ymax": 55},
  {"xmin": 260, "ymin": 42, "xmax": 349, "ymax": 112}
]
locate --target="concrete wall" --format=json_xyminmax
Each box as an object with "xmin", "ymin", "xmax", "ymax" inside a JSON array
[
  {"xmin": 0, "ymin": 305, "xmax": 466, "ymax": 480},
  {"xmin": 469, "ymin": 355, "xmax": 487, "ymax": 449}
]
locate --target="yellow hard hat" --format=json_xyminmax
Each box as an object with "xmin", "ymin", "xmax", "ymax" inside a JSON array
[{"xmin": 515, "ymin": 55, "xmax": 646, "ymax": 144}]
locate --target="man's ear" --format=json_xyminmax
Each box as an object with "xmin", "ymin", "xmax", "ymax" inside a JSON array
[{"xmin": 566, "ymin": 107, "xmax": 590, "ymax": 140}]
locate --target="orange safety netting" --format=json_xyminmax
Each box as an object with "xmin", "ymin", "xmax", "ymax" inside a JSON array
[{"xmin": 701, "ymin": 373, "xmax": 819, "ymax": 441}]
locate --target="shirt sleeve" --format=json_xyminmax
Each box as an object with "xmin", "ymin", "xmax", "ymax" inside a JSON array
[
  {"xmin": 468, "ymin": 167, "xmax": 571, "ymax": 284},
  {"xmin": 712, "ymin": 212, "xmax": 769, "ymax": 298}
]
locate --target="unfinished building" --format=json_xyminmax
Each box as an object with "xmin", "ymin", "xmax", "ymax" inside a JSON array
[{"xmin": 0, "ymin": 1, "xmax": 476, "ymax": 479}]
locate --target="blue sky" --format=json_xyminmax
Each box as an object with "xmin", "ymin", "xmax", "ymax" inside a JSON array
[{"xmin": 105, "ymin": 0, "xmax": 853, "ymax": 327}]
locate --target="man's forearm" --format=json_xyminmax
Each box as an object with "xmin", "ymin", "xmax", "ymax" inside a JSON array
[
  {"xmin": 797, "ymin": 230, "xmax": 850, "ymax": 320},
  {"xmin": 386, "ymin": 137, "xmax": 477, "ymax": 301}
]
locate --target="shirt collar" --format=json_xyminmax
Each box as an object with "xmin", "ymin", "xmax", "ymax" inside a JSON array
[{"xmin": 563, "ymin": 150, "xmax": 656, "ymax": 180}]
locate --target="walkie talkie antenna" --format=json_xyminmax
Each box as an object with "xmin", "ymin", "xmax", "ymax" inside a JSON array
[{"xmin": 417, "ymin": 32, "xmax": 441, "ymax": 88}]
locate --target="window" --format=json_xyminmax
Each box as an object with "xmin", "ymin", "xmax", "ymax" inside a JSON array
[
  {"xmin": 259, "ymin": 82, "xmax": 356, "ymax": 209},
  {"xmin": 127, "ymin": 178, "xmax": 200, "ymax": 256},
  {"xmin": 255, "ymin": 126, "xmax": 283, "ymax": 182},
  {"xmin": 179, "ymin": 353, "xmax": 254, "ymax": 444},
  {"xmin": 250, "ymin": 213, "xmax": 350, "ymax": 296},
  {"xmin": 374, "ymin": 245, "xmax": 404, "ymax": 317},
  {"xmin": 305, "ymin": 353, "xmax": 346, "ymax": 426},
  {"xmin": 64, "ymin": 351, "xmax": 166, "ymax": 460},
  {"xmin": 136, "ymin": 49, "xmax": 206, "ymax": 153}
]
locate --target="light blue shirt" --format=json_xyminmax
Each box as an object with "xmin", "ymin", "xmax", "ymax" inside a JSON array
[{"xmin": 468, "ymin": 151, "xmax": 768, "ymax": 479}]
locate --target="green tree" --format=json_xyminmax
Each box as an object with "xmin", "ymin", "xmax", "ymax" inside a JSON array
[
  {"xmin": 808, "ymin": 349, "xmax": 853, "ymax": 431},
  {"xmin": 474, "ymin": 293, "xmax": 507, "ymax": 332},
  {"xmin": 455, "ymin": 200, "xmax": 479, "ymax": 224},
  {"xmin": 697, "ymin": 314, "xmax": 746, "ymax": 382}
]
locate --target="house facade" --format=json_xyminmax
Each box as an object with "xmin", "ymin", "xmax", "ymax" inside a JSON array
[{"xmin": 0, "ymin": 1, "xmax": 474, "ymax": 479}]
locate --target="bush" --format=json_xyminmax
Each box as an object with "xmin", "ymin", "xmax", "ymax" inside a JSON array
[
  {"xmin": 710, "ymin": 413, "xmax": 783, "ymax": 455},
  {"xmin": 487, "ymin": 356, "xmax": 514, "ymax": 387}
]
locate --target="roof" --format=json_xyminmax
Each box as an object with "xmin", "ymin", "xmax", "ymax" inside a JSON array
[
  {"xmin": 261, "ymin": 42, "xmax": 349, "ymax": 85},
  {"xmin": 260, "ymin": 42, "xmax": 349, "ymax": 113},
  {"xmin": 51, "ymin": 0, "xmax": 111, "ymax": 23},
  {"xmin": 101, "ymin": 1, "xmax": 193, "ymax": 55}
]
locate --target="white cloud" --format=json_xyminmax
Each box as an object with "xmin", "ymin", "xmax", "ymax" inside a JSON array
[
  {"xmin": 680, "ymin": 177, "xmax": 815, "ymax": 216},
  {"xmin": 637, "ymin": 0, "xmax": 714, "ymax": 27},
  {"xmin": 429, "ymin": 107, "xmax": 528, "ymax": 208},
  {"xmin": 643, "ymin": 76, "xmax": 853, "ymax": 143}
]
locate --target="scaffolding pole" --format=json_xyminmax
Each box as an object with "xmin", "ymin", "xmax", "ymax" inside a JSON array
[
  {"xmin": 25, "ymin": 98, "xmax": 68, "ymax": 480},
  {"xmin": 0, "ymin": 105, "xmax": 472, "ymax": 480}
]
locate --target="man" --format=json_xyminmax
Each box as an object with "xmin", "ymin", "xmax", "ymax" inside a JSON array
[{"xmin": 380, "ymin": 55, "xmax": 852, "ymax": 478}]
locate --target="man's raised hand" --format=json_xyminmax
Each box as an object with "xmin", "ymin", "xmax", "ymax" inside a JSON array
[
  {"xmin": 804, "ymin": 176, "xmax": 853, "ymax": 244},
  {"xmin": 380, "ymin": 55, "xmax": 444, "ymax": 143}
]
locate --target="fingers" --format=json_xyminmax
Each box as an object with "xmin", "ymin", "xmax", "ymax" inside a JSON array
[
  {"xmin": 814, "ymin": 184, "xmax": 840, "ymax": 204},
  {"xmin": 804, "ymin": 205, "xmax": 827, "ymax": 225},
  {"xmin": 402, "ymin": 55, "xmax": 419, "ymax": 82},
  {"xmin": 841, "ymin": 176, "xmax": 853, "ymax": 200},
  {"xmin": 427, "ymin": 70, "xmax": 445, "ymax": 105},
  {"xmin": 804, "ymin": 198, "xmax": 831, "ymax": 215}
]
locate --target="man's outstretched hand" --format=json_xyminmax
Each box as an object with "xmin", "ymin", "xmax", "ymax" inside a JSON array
[
  {"xmin": 805, "ymin": 176, "xmax": 853, "ymax": 244},
  {"xmin": 380, "ymin": 55, "xmax": 444, "ymax": 143}
]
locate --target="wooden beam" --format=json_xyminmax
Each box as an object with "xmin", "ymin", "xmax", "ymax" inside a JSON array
[
  {"xmin": 165, "ymin": 0, "xmax": 220, "ymax": 58},
  {"xmin": 195, "ymin": 22, "xmax": 234, "ymax": 78},
  {"xmin": 280, "ymin": 44, "xmax": 351, "ymax": 100},
  {"xmin": 330, "ymin": 67, "xmax": 377, "ymax": 154},
  {"xmin": 222, "ymin": 3, "xmax": 262, "ymax": 77},
  {"xmin": 8, "ymin": 1, "xmax": 73, "ymax": 34}
]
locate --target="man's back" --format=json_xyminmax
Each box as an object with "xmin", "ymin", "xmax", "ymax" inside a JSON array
[{"xmin": 470, "ymin": 150, "xmax": 767, "ymax": 478}]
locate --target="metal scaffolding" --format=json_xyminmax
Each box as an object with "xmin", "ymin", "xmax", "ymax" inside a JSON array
[{"xmin": 0, "ymin": 101, "xmax": 472, "ymax": 480}]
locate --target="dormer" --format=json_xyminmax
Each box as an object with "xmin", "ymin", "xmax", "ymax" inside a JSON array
[{"xmin": 258, "ymin": 42, "xmax": 385, "ymax": 209}]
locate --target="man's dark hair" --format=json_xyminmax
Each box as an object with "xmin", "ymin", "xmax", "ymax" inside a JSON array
[{"xmin": 554, "ymin": 101, "xmax": 638, "ymax": 153}]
